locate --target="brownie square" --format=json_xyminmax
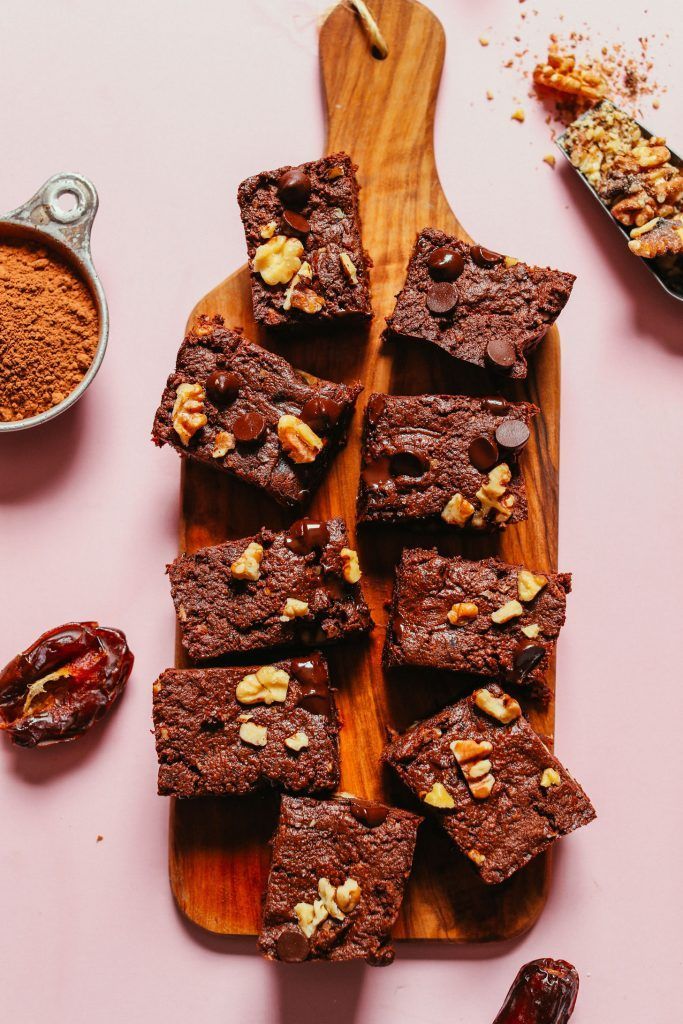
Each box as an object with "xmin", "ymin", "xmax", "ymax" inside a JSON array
[
  {"xmin": 386, "ymin": 227, "xmax": 575, "ymax": 380},
  {"xmin": 357, "ymin": 392, "xmax": 537, "ymax": 529},
  {"xmin": 384, "ymin": 550, "xmax": 571, "ymax": 688},
  {"xmin": 259, "ymin": 795, "xmax": 421, "ymax": 964},
  {"xmin": 168, "ymin": 517, "xmax": 373, "ymax": 662},
  {"xmin": 383, "ymin": 685, "xmax": 595, "ymax": 884},
  {"xmin": 153, "ymin": 653, "xmax": 339, "ymax": 797},
  {"xmin": 152, "ymin": 315, "xmax": 361, "ymax": 510},
  {"xmin": 237, "ymin": 152, "xmax": 372, "ymax": 327}
]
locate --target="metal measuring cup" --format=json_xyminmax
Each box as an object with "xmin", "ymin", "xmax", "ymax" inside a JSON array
[{"xmin": 0, "ymin": 173, "xmax": 109, "ymax": 432}]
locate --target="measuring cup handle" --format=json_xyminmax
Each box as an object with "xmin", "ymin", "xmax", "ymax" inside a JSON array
[{"xmin": 6, "ymin": 172, "xmax": 99, "ymax": 257}]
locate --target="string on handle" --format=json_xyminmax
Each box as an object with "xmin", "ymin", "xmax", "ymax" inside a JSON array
[{"xmin": 349, "ymin": 0, "xmax": 389, "ymax": 59}]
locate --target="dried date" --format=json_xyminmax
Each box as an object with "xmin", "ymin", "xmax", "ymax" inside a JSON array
[
  {"xmin": 0, "ymin": 622, "xmax": 134, "ymax": 747},
  {"xmin": 493, "ymin": 959, "xmax": 579, "ymax": 1024}
]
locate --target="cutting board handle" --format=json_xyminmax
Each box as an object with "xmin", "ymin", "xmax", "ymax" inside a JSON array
[{"xmin": 320, "ymin": 0, "xmax": 463, "ymax": 237}]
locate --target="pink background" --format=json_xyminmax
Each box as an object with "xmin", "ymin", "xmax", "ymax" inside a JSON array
[{"xmin": 1, "ymin": 1, "xmax": 680, "ymax": 1020}]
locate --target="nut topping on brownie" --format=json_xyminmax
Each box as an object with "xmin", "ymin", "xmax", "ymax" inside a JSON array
[
  {"xmin": 385, "ymin": 227, "xmax": 575, "ymax": 379},
  {"xmin": 238, "ymin": 152, "xmax": 372, "ymax": 327}
]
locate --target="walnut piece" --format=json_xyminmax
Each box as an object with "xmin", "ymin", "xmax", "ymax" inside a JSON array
[
  {"xmin": 475, "ymin": 463, "xmax": 515, "ymax": 526},
  {"xmin": 441, "ymin": 492, "xmax": 475, "ymax": 527},
  {"xmin": 259, "ymin": 220, "xmax": 277, "ymax": 239},
  {"xmin": 518, "ymin": 569, "xmax": 548, "ymax": 602},
  {"xmin": 230, "ymin": 541, "xmax": 264, "ymax": 581},
  {"xmin": 278, "ymin": 414, "xmax": 323, "ymax": 464},
  {"xmin": 447, "ymin": 602, "xmax": 479, "ymax": 626},
  {"xmin": 422, "ymin": 782, "xmax": 455, "ymax": 808},
  {"xmin": 327, "ymin": 165, "xmax": 345, "ymax": 180},
  {"xmin": 238, "ymin": 721, "xmax": 267, "ymax": 747},
  {"xmin": 474, "ymin": 688, "xmax": 522, "ymax": 724},
  {"xmin": 290, "ymin": 287, "xmax": 326, "ymax": 314},
  {"xmin": 284, "ymin": 730, "xmax": 309, "ymax": 752},
  {"xmin": 339, "ymin": 252, "xmax": 358, "ymax": 284},
  {"xmin": 491, "ymin": 599, "xmax": 524, "ymax": 624},
  {"xmin": 318, "ymin": 878, "xmax": 344, "ymax": 921},
  {"xmin": 236, "ymin": 664, "xmax": 290, "ymax": 705},
  {"xmin": 295, "ymin": 876, "xmax": 361, "ymax": 938},
  {"xmin": 533, "ymin": 49, "xmax": 609, "ymax": 104},
  {"xmin": 282, "ymin": 260, "xmax": 313, "ymax": 311},
  {"xmin": 541, "ymin": 767, "xmax": 562, "ymax": 788},
  {"xmin": 340, "ymin": 547, "xmax": 361, "ymax": 584},
  {"xmin": 468, "ymin": 848, "xmax": 486, "ymax": 867},
  {"xmin": 280, "ymin": 598, "xmax": 309, "ymax": 622},
  {"xmin": 295, "ymin": 899, "xmax": 328, "ymax": 938},
  {"xmin": 172, "ymin": 383, "xmax": 207, "ymax": 445},
  {"xmin": 451, "ymin": 738, "xmax": 495, "ymax": 799},
  {"xmin": 253, "ymin": 235, "xmax": 303, "ymax": 285},
  {"xmin": 628, "ymin": 217, "xmax": 683, "ymax": 258},
  {"xmin": 335, "ymin": 878, "xmax": 361, "ymax": 913},
  {"xmin": 521, "ymin": 623, "xmax": 540, "ymax": 639},
  {"xmin": 212, "ymin": 430, "xmax": 235, "ymax": 458}
]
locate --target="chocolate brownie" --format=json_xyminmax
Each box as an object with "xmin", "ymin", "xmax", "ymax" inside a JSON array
[
  {"xmin": 152, "ymin": 315, "xmax": 361, "ymax": 510},
  {"xmin": 383, "ymin": 685, "xmax": 595, "ymax": 884},
  {"xmin": 357, "ymin": 392, "xmax": 538, "ymax": 529},
  {"xmin": 259, "ymin": 795, "xmax": 421, "ymax": 964},
  {"xmin": 385, "ymin": 227, "xmax": 575, "ymax": 379},
  {"xmin": 384, "ymin": 550, "xmax": 571, "ymax": 687},
  {"xmin": 153, "ymin": 653, "xmax": 339, "ymax": 797},
  {"xmin": 168, "ymin": 518, "xmax": 373, "ymax": 662},
  {"xmin": 237, "ymin": 152, "xmax": 372, "ymax": 328}
]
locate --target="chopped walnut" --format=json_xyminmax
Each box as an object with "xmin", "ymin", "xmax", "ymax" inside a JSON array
[
  {"xmin": 541, "ymin": 767, "xmax": 562, "ymax": 788},
  {"xmin": 422, "ymin": 782, "xmax": 455, "ymax": 808},
  {"xmin": 285, "ymin": 731, "xmax": 309, "ymax": 752},
  {"xmin": 280, "ymin": 597, "xmax": 309, "ymax": 622},
  {"xmin": 451, "ymin": 738, "xmax": 495, "ymax": 799},
  {"xmin": 468, "ymin": 848, "xmax": 486, "ymax": 867},
  {"xmin": 518, "ymin": 569, "xmax": 547, "ymax": 602},
  {"xmin": 238, "ymin": 721, "xmax": 267, "ymax": 747},
  {"xmin": 290, "ymin": 287, "xmax": 326, "ymax": 314},
  {"xmin": 212, "ymin": 430, "xmax": 235, "ymax": 458},
  {"xmin": 521, "ymin": 623, "xmax": 540, "ymax": 639},
  {"xmin": 533, "ymin": 49, "xmax": 609, "ymax": 105},
  {"xmin": 474, "ymin": 688, "xmax": 521, "ymax": 724},
  {"xmin": 236, "ymin": 664, "xmax": 289, "ymax": 705},
  {"xmin": 230, "ymin": 541, "xmax": 264, "ymax": 581},
  {"xmin": 172, "ymin": 383, "xmax": 207, "ymax": 445},
  {"xmin": 335, "ymin": 878, "xmax": 361, "ymax": 913},
  {"xmin": 441, "ymin": 492, "xmax": 475, "ymax": 527},
  {"xmin": 628, "ymin": 217, "xmax": 683, "ymax": 258},
  {"xmin": 192, "ymin": 315, "xmax": 214, "ymax": 338},
  {"xmin": 295, "ymin": 898, "xmax": 328, "ymax": 938},
  {"xmin": 543, "ymin": 154, "xmax": 556, "ymax": 168},
  {"xmin": 491, "ymin": 599, "xmax": 524, "ymax": 624},
  {"xmin": 340, "ymin": 547, "xmax": 361, "ymax": 584},
  {"xmin": 277, "ymin": 414, "xmax": 324, "ymax": 464},
  {"xmin": 259, "ymin": 220, "xmax": 277, "ymax": 239},
  {"xmin": 447, "ymin": 602, "xmax": 479, "ymax": 626},
  {"xmin": 253, "ymin": 235, "xmax": 303, "ymax": 286},
  {"xmin": 327, "ymin": 165, "xmax": 345, "ymax": 180},
  {"xmin": 282, "ymin": 260, "xmax": 312, "ymax": 311},
  {"xmin": 339, "ymin": 252, "xmax": 358, "ymax": 284},
  {"xmin": 511, "ymin": 108, "xmax": 525, "ymax": 123},
  {"xmin": 475, "ymin": 463, "xmax": 515, "ymax": 526}
]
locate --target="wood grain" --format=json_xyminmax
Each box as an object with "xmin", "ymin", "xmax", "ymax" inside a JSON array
[{"xmin": 169, "ymin": 0, "xmax": 561, "ymax": 942}]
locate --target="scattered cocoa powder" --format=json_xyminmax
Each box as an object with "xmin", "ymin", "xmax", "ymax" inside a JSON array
[{"xmin": 0, "ymin": 239, "xmax": 99, "ymax": 421}]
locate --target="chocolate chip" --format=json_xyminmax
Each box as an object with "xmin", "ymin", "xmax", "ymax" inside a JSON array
[
  {"xmin": 427, "ymin": 246, "xmax": 465, "ymax": 282},
  {"xmin": 277, "ymin": 168, "xmax": 311, "ymax": 209},
  {"xmin": 292, "ymin": 654, "xmax": 332, "ymax": 717},
  {"xmin": 300, "ymin": 395, "xmax": 342, "ymax": 433},
  {"xmin": 361, "ymin": 456, "xmax": 391, "ymax": 490},
  {"xmin": 285, "ymin": 518, "xmax": 330, "ymax": 555},
  {"xmin": 282, "ymin": 209, "xmax": 310, "ymax": 236},
  {"xmin": 206, "ymin": 370, "xmax": 240, "ymax": 405},
  {"xmin": 481, "ymin": 397, "xmax": 511, "ymax": 416},
  {"xmin": 485, "ymin": 337, "xmax": 516, "ymax": 372},
  {"xmin": 495, "ymin": 418, "xmax": 530, "ymax": 454},
  {"xmin": 471, "ymin": 243, "xmax": 504, "ymax": 268},
  {"xmin": 507, "ymin": 642, "xmax": 545, "ymax": 685},
  {"xmin": 366, "ymin": 394, "xmax": 387, "ymax": 425},
  {"xmin": 426, "ymin": 282, "xmax": 458, "ymax": 316},
  {"xmin": 276, "ymin": 930, "xmax": 310, "ymax": 963},
  {"xmin": 468, "ymin": 435, "xmax": 499, "ymax": 472},
  {"xmin": 349, "ymin": 800, "xmax": 389, "ymax": 828},
  {"xmin": 389, "ymin": 452, "xmax": 428, "ymax": 477},
  {"xmin": 232, "ymin": 411, "xmax": 266, "ymax": 443}
]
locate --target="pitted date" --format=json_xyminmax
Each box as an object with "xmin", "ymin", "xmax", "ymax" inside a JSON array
[
  {"xmin": 493, "ymin": 959, "xmax": 579, "ymax": 1024},
  {"xmin": 0, "ymin": 622, "xmax": 134, "ymax": 747}
]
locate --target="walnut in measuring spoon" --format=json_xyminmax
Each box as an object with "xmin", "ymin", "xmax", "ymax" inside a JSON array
[{"xmin": 0, "ymin": 622, "xmax": 134, "ymax": 747}]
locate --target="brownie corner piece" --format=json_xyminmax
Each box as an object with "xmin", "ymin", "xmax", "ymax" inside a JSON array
[
  {"xmin": 386, "ymin": 227, "xmax": 575, "ymax": 379},
  {"xmin": 383, "ymin": 549, "xmax": 571, "ymax": 688},
  {"xmin": 168, "ymin": 517, "xmax": 373, "ymax": 662},
  {"xmin": 152, "ymin": 653, "xmax": 339, "ymax": 798},
  {"xmin": 151, "ymin": 314, "xmax": 361, "ymax": 510},
  {"xmin": 383, "ymin": 684, "xmax": 595, "ymax": 884},
  {"xmin": 237, "ymin": 152, "xmax": 372, "ymax": 328},
  {"xmin": 258, "ymin": 794, "xmax": 421, "ymax": 964},
  {"xmin": 357, "ymin": 392, "xmax": 538, "ymax": 529}
]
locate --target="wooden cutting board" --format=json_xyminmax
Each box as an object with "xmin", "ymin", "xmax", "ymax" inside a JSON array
[{"xmin": 169, "ymin": 0, "xmax": 561, "ymax": 943}]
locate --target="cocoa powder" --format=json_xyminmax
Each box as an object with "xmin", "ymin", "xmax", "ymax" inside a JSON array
[{"xmin": 0, "ymin": 239, "xmax": 99, "ymax": 421}]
